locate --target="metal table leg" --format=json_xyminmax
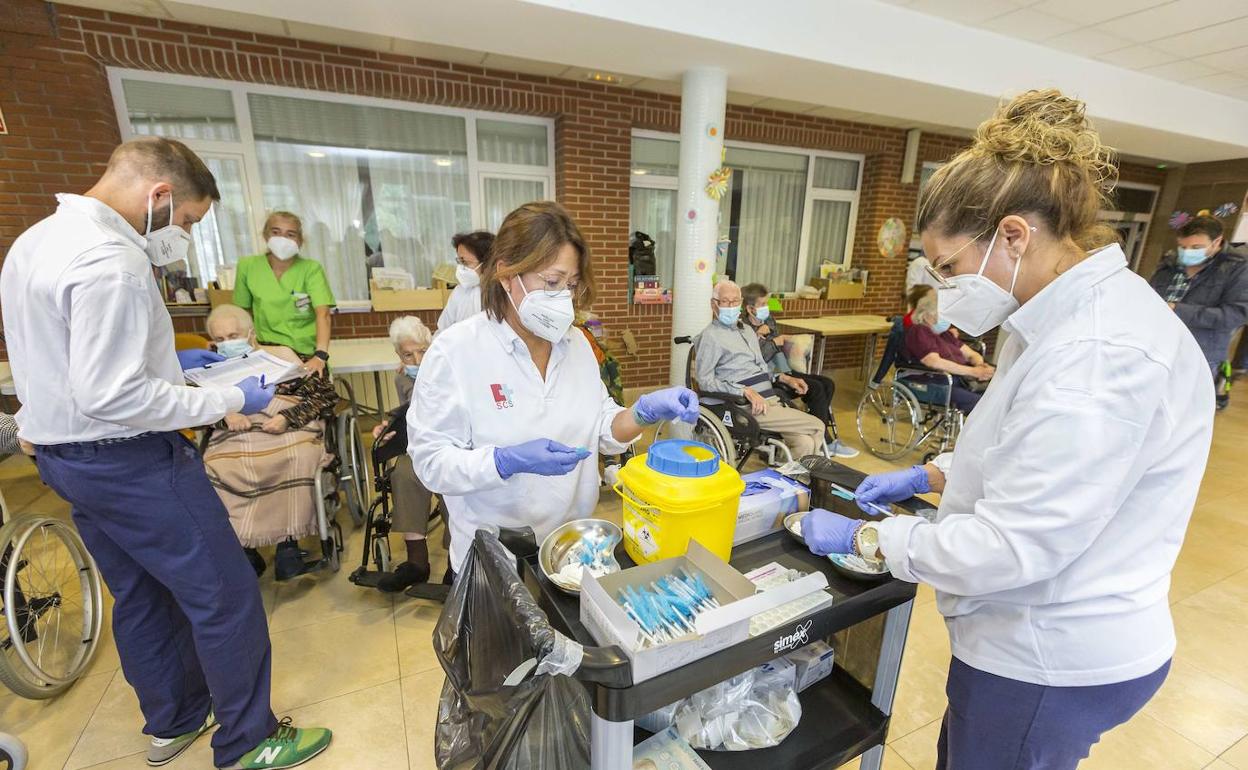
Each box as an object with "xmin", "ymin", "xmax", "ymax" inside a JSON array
[
  {"xmin": 814, "ymin": 333, "xmax": 828, "ymax": 376},
  {"xmin": 861, "ymin": 333, "xmax": 878, "ymax": 382},
  {"xmin": 590, "ymin": 713, "xmax": 633, "ymax": 770},
  {"xmin": 861, "ymin": 599, "xmax": 914, "ymax": 770},
  {"xmin": 373, "ymin": 370, "xmax": 386, "ymax": 416}
]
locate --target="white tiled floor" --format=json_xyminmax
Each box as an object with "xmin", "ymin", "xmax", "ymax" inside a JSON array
[{"xmin": 2, "ymin": 371, "xmax": 1248, "ymax": 769}]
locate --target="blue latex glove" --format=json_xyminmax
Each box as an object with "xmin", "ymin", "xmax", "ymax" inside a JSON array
[
  {"xmin": 633, "ymin": 387, "xmax": 700, "ymax": 425},
  {"xmin": 494, "ymin": 439, "xmax": 591, "ymax": 480},
  {"xmin": 177, "ymin": 348, "xmax": 225, "ymax": 370},
  {"xmin": 234, "ymin": 376, "xmax": 277, "ymax": 415},
  {"xmin": 801, "ymin": 508, "xmax": 861, "ymax": 556},
  {"xmin": 854, "ymin": 465, "xmax": 930, "ymax": 515}
]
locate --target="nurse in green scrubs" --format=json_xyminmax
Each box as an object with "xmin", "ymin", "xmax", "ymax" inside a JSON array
[{"xmin": 233, "ymin": 211, "xmax": 336, "ymax": 376}]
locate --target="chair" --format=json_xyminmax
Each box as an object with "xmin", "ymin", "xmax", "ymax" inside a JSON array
[{"xmin": 855, "ymin": 317, "xmax": 963, "ymax": 462}]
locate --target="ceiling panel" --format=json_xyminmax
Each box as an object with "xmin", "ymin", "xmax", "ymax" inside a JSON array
[
  {"xmin": 1045, "ymin": 27, "xmax": 1131, "ymax": 55},
  {"xmin": 806, "ymin": 106, "xmax": 869, "ymax": 121},
  {"xmin": 1187, "ymin": 71, "xmax": 1248, "ymax": 96},
  {"xmin": 284, "ymin": 21, "xmax": 392, "ymax": 53},
  {"xmin": 388, "ymin": 39, "xmax": 487, "ymax": 65},
  {"xmin": 72, "ymin": 0, "xmax": 172, "ymax": 17},
  {"xmin": 726, "ymin": 91, "xmax": 768, "ymax": 106},
  {"xmin": 1194, "ymin": 45, "xmax": 1248, "ymax": 72},
  {"xmin": 1095, "ymin": 44, "xmax": 1179, "ymax": 69},
  {"xmin": 751, "ymin": 97, "xmax": 823, "ymax": 113},
  {"xmin": 1031, "ymin": 0, "xmax": 1167, "ymax": 25},
  {"xmin": 981, "ymin": 8, "xmax": 1078, "ymax": 41},
  {"xmin": 1142, "ymin": 58, "xmax": 1220, "ymax": 82},
  {"xmin": 1108, "ymin": 0, "xmax": 1248, "ymax": 43},
  {"xmin": 630, "ymin": 78, "xmax": 683, "ymax": 96},
  {"xmin": 1150, "ymin": 16, "xmax": 1248, "ymax": 58}
]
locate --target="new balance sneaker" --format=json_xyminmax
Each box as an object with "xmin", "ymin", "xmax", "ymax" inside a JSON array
[
  {"xmin": 826, "ymin": 439, "xmax": 860, "ymax": 459},
  {"xmin": 147, "ymin": 710, "xmax": 217, "ymax": 766},
  {"xmin": 219, "ymin": 719, "xmax": 332, "ymax": 769}
]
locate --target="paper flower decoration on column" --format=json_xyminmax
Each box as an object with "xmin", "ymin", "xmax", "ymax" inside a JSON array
[
  {"xmin": 1214, "ymin": 202, "xmax": 1239, "ymax": 219},
  {"xmin": 1168, "ymin": 211, "xmax": 1192, "ymax": 230},
  {"xmin": 706, "ymin": 166, "xmax": 732, "ymax": 200}
]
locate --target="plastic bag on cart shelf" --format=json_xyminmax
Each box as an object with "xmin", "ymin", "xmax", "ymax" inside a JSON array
[
  {"xmin": 433, "ymin": 530, "xmax": 591, "ymax": 770},
  {"xmin": 669, "ymin": 659, "xmax": 802, "ymax": 751},
  {"xmin": 633, "ymin": 727, "xmax": 711, "ymax": 769}
]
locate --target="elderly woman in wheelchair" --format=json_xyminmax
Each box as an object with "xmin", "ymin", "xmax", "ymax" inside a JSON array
[
  {"xmin": 904, "ymin": 297, "xmax": 994, "ymax": 414},
  {"xmin": 202, "ymin": 304, "xmax": 341, "ymax": 581},
  {"xmin": 368, "ymin": 316, "xmax": 446, "ymax": 592}
]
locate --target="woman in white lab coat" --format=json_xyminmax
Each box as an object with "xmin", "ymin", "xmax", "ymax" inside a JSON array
[
  {"xmin": 802, "ymin": 90, "xmax": 1214, "ymax": 769},
  {"xmin": 437, "ymin": 230, "xmax": 493, "ymax": 333},
  {"xmin": 408, "ymin": 201, "xmax": 698, "ymax": 576}
]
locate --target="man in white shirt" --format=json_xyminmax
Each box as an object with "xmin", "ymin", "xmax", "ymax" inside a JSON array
[{"xmin": 0, "ymin": 137, "xmax": 330, "ymax": 770}]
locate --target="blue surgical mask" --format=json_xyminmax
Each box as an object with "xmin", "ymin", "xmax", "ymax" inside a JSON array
[
  {"xmin": 404, "ymin": 364, "xmax": 420, "ymax": 379},
  {"xmin": 1177, "ymin": 247, "xmax": 1210, "ymax": 267},
  {"xmin": 217, "ymin": 339, "xmax": 252, "ymax": 359},
  {"xmin": 755, "ymin": 305, "xmax": 771, "ymax": 322},
  {"xmin": 931, "ymin": 319, "xmax": 952, "ymax": 334},
  {"xmin": 717, "ymin": 306, "xmax": 741, "ymax": 326}
]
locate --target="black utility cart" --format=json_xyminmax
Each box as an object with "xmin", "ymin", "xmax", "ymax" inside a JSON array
[{"xmin": 503, "ymin": 460, "xmax": 920, "ymax": 770}]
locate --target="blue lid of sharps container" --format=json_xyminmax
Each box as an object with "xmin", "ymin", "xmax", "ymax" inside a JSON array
[{"xmin": 645, "ymin": 439, "xmax": 721, "ymax": 477}]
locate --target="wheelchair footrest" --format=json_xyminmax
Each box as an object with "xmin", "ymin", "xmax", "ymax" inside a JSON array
[
  {"xmin": 349, "ymin": 568, "xmax": 384, "ymax": 588},
  {"xmin": 404, "ymin": 583, "xmax": 450, "ymax": 603}
]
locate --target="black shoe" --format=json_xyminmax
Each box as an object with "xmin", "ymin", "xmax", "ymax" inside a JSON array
[
  {"xmin": 377, "ymin": 561, "xmax": 430, "ymax": 593},
  {"xmin": 1217, "ymin": 394, "xmax": 1230, "ymax": 411},
  {"xmin": 244, "ymin": 548, "xmax": 266, "ymax": 578},
  {"xmin": 274, "ymin": 542, "xmax": 308, "ymax": 581}
]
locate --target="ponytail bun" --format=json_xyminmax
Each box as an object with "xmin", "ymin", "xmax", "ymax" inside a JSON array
[{"xmin": 919, "ymin": 89, "xmax": 1119, "ymax": 245}]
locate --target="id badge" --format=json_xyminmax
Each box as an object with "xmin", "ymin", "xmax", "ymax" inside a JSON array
[{"xmin": 292, "ymin": 292, "xmax": 312, "ymax": 314}]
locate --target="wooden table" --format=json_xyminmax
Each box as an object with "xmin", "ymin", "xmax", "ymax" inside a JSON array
[
  {"xmin": 327, "ymin": 337, "xmax": 396, "ymax": 417},
  {"xmin": 778, "ymin": 314, "xmax": 892, "ymax": 380}
]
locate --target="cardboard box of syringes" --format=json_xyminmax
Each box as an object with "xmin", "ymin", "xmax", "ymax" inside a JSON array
[{"xmin": 580, "ymin": 540, "xmax": 829, "ymax": 682}]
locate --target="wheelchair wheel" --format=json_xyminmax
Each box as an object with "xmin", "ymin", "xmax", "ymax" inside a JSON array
[
  {"xmin": 336, "ymin": 413, "xmax": 367, "ymax": 528},
  {"xmin": 372, "ymin": 535, "xmax": 391, "ymax": 574},
  {"xmin": 856, "ymin": 381, "xmax": 922, "ymax": 461},
  {"xmin": 0, "ymin": 732, "xmax": 27, "ymax": 770},
  {"xmin": 652, "ymin": 413, "xmax": 739, "ymax": 467},
  {"xmin": 0, "ymin": 515, "xmax": 103, "ymax": 700}
]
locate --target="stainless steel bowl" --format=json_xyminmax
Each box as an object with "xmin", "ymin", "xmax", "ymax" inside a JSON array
[
  {"xmin": 784, "ymin": 512, "xmax": 807, "ymax": 545},
  {"xmin": 538, "ymin": 519, "xmax": 623, "ymax": 595}
]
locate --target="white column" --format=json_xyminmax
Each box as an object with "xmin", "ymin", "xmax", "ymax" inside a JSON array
[{"xmin": 668, "ymin": 67, "xmax": 728, "ymax": 387}]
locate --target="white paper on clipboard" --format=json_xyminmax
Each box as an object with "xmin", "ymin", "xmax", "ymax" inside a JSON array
[{"xmin": 183, "ymin": 350, "xmax": 306, "ymax": 388}]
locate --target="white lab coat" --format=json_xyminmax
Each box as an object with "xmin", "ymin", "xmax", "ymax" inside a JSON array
[
  {"xmin": 408, "ymin": 313, "xmax": 630, "ymax": 570},
  {"xmin": 0, "ymin": 194, "xmax": 243, "ymax": 444},
  {"xmin": 436, "ymin": 283, "xmax": 481, "ymax": 333},
  {"xmin": 906, "ymin": 255, "xmax": 942, "ymax": 294},
  {"xmin": 879, "ymin": 245, "xmax": 1214, "ymax": 687}
]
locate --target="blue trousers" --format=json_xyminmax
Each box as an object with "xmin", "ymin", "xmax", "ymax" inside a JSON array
[
  {"xmin": 936, "ymin": 657, "xmax": 1170, "ymax": 770},
  {"xmin": 36, "ymin": 433, "xmax": 276, "ymax": 767}
]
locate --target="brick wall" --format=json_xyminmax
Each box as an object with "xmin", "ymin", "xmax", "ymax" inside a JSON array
[{"xmin": 0, "ymin": 1, "xmax": 1167, "ymax": 382}]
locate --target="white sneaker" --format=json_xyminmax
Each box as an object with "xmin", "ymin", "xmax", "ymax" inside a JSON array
[
  {"xmin": 148, "ymin": 710, "xmax": 217, "ymax": 766},
  {"xmin": 826, "ymin": 440, "xmax": 860, "ymax": 459}
]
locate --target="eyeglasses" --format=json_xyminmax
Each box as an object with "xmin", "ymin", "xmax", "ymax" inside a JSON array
[
  {"xmin": 454, "ymin": 256, "xmax": 480, "ymax": 269},
  {"xmin": 923, "ymin": 226, "xmax": 992, "ymax": 288},
  {"xmin": 531, "ymin": 271, "xmax": 585, "ymax": 299}
]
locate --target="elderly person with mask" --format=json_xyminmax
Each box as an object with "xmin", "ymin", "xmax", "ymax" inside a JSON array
[
  {"xmin": 695, "ymin": 280, "xmax": 828, "ymax": 459},
  {"xmin": 372, "ymin": 315, "xmax": 444, "ymax": 591},
  {"xmin": 903, "ymin": 294, "xmax": 994, "ymax": 413},
  {"xmin": 202, "ymin": 304, "xmax": 339, "ymax": 581},
  {"xmin": 232, "ymin": 211, "xmax": 336, "ymax": 377}
]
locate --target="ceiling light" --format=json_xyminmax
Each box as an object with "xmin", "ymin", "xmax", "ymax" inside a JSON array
[
  {"xmin": 306, "ymin": 151, "xmax": 326, "ymax": 158},
  {"xmin": 632, "ymin": 169, "xmax": 648, "ymax": 175},
  {"xmin": 435, "ymin": 158, "xmax": 453, "ymax": 167},
  {"xmin": 1156, "ymin": 163, "xmax": 1167, "ymax": 169},
  {"xmin": 586, "ymin": 72, "xmax": 620, "ymax": 84}
]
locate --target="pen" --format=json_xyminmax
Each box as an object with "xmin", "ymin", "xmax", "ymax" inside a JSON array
[{"xmin": 828, "ymin": 481, "xmax": 894, "ymax": 517}]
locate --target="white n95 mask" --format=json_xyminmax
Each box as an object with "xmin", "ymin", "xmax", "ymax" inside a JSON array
[
  {"xmin": 144, "ymin": 190, "xmax": 192, "ymax": 268},
  {"xmin": 936, "ymin": 226, "xmax": 1021, "ymax": 338},
  {"xmin": 455, "ymin": 262, "xmax": 480, "ymax": 288},
  {"xmin": 510, "ymin": 276, "xmax": 574, "ymax": 343},
  {"xmin": 267, "ymin": 236, "xmax": 300, "ymax": 261}
]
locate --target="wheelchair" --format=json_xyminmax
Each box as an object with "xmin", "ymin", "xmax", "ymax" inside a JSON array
[
  {"xmin": 855, "ymin": 317, "xmax": 965, "ymax": 463},
  {"xmin": 655, "ymin": 334, "xmax": 830, "ymax": 469},
  {"xmin": 349, "ymin": 404, "xmax": 449, "ymax": 602},
  {"xmin": 0, "ymin": 502, "xmax": 103, "ymax": 703}
]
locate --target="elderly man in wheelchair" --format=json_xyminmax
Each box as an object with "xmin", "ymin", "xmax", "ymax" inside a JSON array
[
  {"xmin": 201, "ymin": 304, "xmax": 343, "ymax": 581},
  {"xmin": 680, "ymin": 280, "xmax": 829, "ymax": 468}
]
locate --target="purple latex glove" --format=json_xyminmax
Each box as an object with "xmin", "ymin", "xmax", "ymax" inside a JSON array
[
  {"xmin": 854, "ymin": 465, "xmax": 930, "ymax": 515},
  {"xmin": 801, "ymin": 508, "xmax": 861, "ymax": 556},
  {"xmin": 234, "ymin": 376, "xmax": 277, "ymax": 415},
  {"xmin": 494, "ymin": 439, "xmax": 591, "ymax": 480},
  {"xmin": 177, "ymin": 348, "xmax": 225, "ymax": 370},
  {"xmin": 633, "ymin": 387, "xmax": 700, "ymax": 425}
]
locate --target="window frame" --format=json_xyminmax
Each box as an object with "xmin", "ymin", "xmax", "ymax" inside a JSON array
[
  {"xmin": 106, "ymin": 67, "xmax": 555, "ymax": 297},
  {"xmin": 629, "ymin": 129, "xmax": 864, "ymax": 290}
]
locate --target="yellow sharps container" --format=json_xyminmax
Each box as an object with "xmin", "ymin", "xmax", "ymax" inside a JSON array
[{"xmin": 615, "ymin": 439, "xmax": 745, "ymax": 564}]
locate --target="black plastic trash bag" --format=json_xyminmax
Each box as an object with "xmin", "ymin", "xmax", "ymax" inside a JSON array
[{"xmin": 433, "ymin": 530, "xmax": 591, "ymax": 770}]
